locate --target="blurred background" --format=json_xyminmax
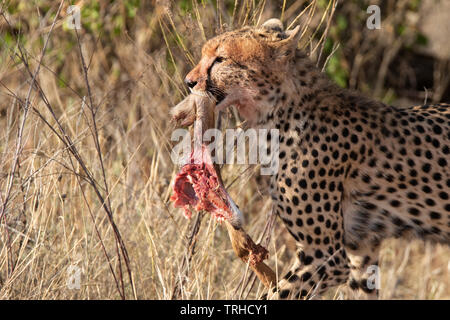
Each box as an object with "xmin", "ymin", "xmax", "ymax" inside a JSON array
[{"xmin": 0, "ymin": 0, "xmax": 448, "ymax": 299}]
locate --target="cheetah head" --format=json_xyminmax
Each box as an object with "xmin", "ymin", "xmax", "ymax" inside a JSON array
[{"xmin": 184, "ymin": 19, "xmax": 301, "ymax": 125}]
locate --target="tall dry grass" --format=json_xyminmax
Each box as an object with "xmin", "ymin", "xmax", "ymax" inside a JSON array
[{"xmin": 0, "ymin": 0, "xmax": 448, "ymax": 299}]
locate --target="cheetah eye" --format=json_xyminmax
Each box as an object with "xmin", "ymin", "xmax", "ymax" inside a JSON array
[{"xmin": 214, "ymin": 56, "xmax": 225, "ymax": 64}]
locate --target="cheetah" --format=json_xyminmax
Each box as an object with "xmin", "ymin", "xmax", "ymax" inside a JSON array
[{"xmin": 182, "ymin": 18, "xmax": 450, "ymax": 299}]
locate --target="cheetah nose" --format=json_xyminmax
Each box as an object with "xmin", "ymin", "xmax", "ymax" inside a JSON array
[{"xmin": 184, "ymin": 78, "xmax": 197, "ymax": 89}]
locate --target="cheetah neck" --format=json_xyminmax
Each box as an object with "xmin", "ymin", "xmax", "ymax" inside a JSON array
[
  {"xmin": 262, "ymin": 52, "xmax": 385, "ymax": 135},
  {"xmin": 260, "ymin": 52, "xmax": 341, "ymax": 129}
]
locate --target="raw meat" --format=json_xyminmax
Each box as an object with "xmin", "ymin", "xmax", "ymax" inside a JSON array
[{"xmin": 170, "ymin": 145, "xmax": 232, "ymax": 221}]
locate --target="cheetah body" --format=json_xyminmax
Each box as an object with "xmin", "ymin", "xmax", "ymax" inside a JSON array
[{"xmin": 184, "ymin": 19, "xmax": 450, "ymax": 299}]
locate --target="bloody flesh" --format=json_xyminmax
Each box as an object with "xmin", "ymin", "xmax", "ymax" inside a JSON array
[
  {"xmin": 170, "ymin": 94, "xmax": 274, "ymax": 280},
  {"xmin": 170, "ymin": 145, "xmax": 232, "ymax": 221}
]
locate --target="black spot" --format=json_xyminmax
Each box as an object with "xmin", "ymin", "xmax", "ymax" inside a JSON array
[
  {"xmin": 433, "ymin": 172, "xmax": 442, "ymax": 181},
  {"xmin": 413, "ymin": 136, "xmax": 421, "ymax": 145},
  {"xmin": 333, "ymin": 270, "xmax": 343, "ymax": 276},
  {"xmin": 362, "ymin": 174, "xmax": 371, "ymax": 183},
  {"xmin": 406, "ymin": 192, "xmax": 418, "ymax": 200},
  {"xmin": 438, "ymin": 192, "xmax": 448, "ymax": 200},
  {"xmin": 313, "ymin": 193, "xmax": 321, "ymax": 202},
  {"xmin": 305, "ymin": 204, "xmax": 312, "ymax": 214},
  {"xmin": 372, "ymin": 222, "xmax": 385, "ymax": 232},
  {"xmin": 361, "ymin": 202, "xmax": 377, "ymax": 210},
  {"xmin": 342, "ymin": 128, "xmax": 349, "ymax": 137},
  {"xmin": 299, "ymin": 290, "xmax": 309, "ymax": 298},
  {"xmin": 432, "ymin": 125, "xmax": 442, "ymax": 134},
  {"xmin": 438, "ymin": 158, "xmax": 447, "ymax": 167},
  {"xmin": 390, "ymin": 200, "xmax": 401, "ymax": 208},
  {"xmin": 422, "ymin": 163, "xmax": 431, "ymax": 173},
  {"xmin": 301, "ymin": 272, "xmax": 312, "ymax": 282},
  {"xmin": 349, "ymin": 279, "xmax": 359, "ymax": 290},
  {"xmin": 279, "ymin": 290, "xmax": 290, "ymax": 299},
  {"xmin": 285, "ymin": 178, "xmax": 292, "ymax": 187},
  {"xmin": 430, "ymin": 212, "xmax": 441, "ymax": 220},
  {"xmin": 332, "ymin": 150, "xmax": 339, "ymax": 160},
  {"xmin": 333, "ymin": 203, "xmax": 340, "ymax": 213},
  {"xmin": 304, "ymin": 256, "xmax": 314, "ymax": 265},
  {"xmin": 282, "ymin": 218, "xmax": 293, "ymax": 227},
  {"xmin": 286, "ymin": 137, "xmax": 294, "ymax": 146},
  {"xmin": 299, "ymin": 179, "xmax": 307, "ymax": 189}
]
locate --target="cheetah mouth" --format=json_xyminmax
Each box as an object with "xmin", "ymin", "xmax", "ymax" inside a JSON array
[{"xmin": 213, "ymin": 91, "xmax": 226, "ymax": 104}]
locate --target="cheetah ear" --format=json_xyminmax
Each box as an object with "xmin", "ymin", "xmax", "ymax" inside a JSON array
[
  {"xmin": 274, "ymin": 25, "xmax": 301, "ymax": 61},
  {"xmin": 261, "ymin": 18, "xmax": 284, "ymax": 33},
  {"xmin": 284, "ymin": 25, "xmax": 301, "ymax": 41}
]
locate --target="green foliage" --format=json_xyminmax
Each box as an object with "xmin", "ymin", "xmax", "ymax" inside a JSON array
[
  {"xmin": 125, "ymin": 0, "xmax": 140, "ymax": 18},
  {"xmin": 81, "ymin": 2, "xmax": 102, "ymax": 32},
  {"xmin": 415, "ymin": 33, "xmax": 428, "ymax": 46},
  {"xmin": 408, "ymin": 0, "xmax": 422, "ymax": 11},
  {"xmin": 336, "ymin": 14, "xmax": 348, "ymax": 31},
  {"xmin": 323, "ymin": 16, "xmax": 349, "ymax": 88},
  {"xmin": 179, "ymin": 0, "xmax": 194, "ymax": 14},
  {"xmin": 396, "ymin": 24, "xmax": 406, "ymax": 36},
  {"xmin": 381, "ymin": 88, "xmax": 397, "ymax": 105},
  {"xmin": 1, "ymin": 31, "xmax": 15, "ymax": 49},
  {"xmin": 325, "ymin": 49, "xmax": 348, "ymax": 88},
  {"xmin": 113, "ymin": 15, "xmax": 125, "ymax": 35},
  {"xmin": 317, "ymin": 0, "xmax": 330, "ymax": 9}
]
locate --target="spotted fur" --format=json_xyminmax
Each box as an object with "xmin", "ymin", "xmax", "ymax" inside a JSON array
[{"xmin": 184, "ymin": 19, "xmax": 450, "ymax": 299}]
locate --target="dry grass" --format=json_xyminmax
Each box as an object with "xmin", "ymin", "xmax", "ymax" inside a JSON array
[{"xmin": 0, "ymin": 0, "xmax": 448, "ymax": 300}]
